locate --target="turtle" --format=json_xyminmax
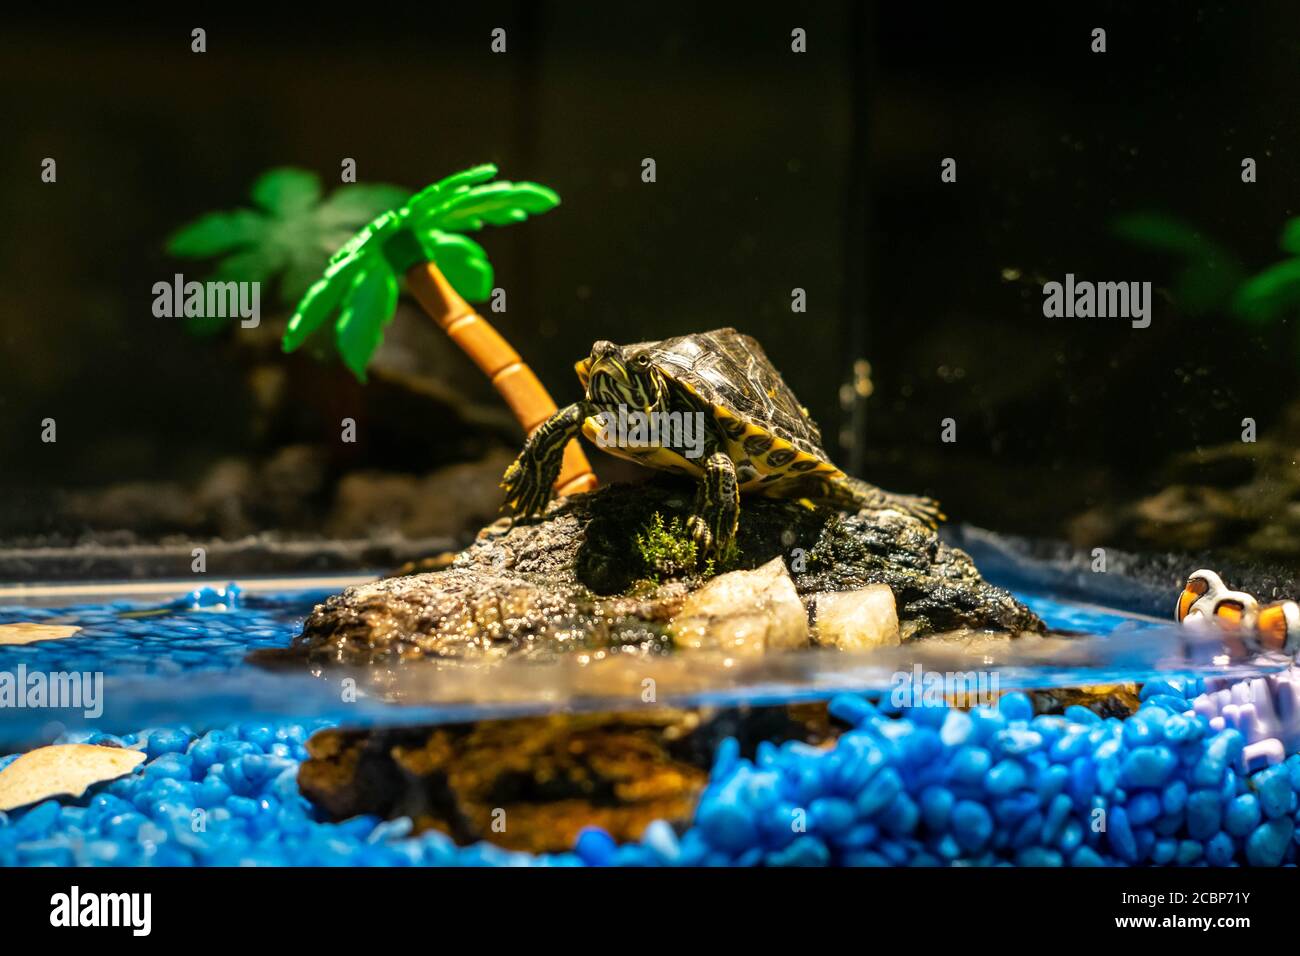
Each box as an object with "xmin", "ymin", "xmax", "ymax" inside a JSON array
[{"xmin": 500, "ymin": 328, "xmax": 942, "ymax": 559}]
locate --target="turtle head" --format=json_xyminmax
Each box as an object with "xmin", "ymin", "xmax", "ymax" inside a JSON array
[{"xmin": 579, "ymin": 340, "xmax": 666, "ymax": 414}]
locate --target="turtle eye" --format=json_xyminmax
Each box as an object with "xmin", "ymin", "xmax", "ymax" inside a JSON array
[{"xmin": 632, "ymin": 353, "xmax": 652, "ymax": 369}]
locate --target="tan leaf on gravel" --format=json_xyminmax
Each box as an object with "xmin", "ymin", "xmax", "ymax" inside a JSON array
[
  {"xmin": 0, "ymin": 745, "xmax": 145, "ymax": 811},
  {"xmin": 0, "ymin": 623, "xmax": 81, "ymax": 646}
]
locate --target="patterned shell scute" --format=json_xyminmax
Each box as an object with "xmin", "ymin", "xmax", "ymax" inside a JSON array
[{"xmin": 633, "ymin": 328, "xmax": 828, "ymax": 459}]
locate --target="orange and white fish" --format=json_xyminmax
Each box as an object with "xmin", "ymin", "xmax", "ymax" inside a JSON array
[{"xmin": 1175, "ymin": 569, "xmax": 1299, "ymax": 657}]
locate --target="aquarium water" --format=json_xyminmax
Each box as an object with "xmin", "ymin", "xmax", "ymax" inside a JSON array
[{"xmin": 0, "ymin": 582, "xmax": 1297, "ymax": 866}]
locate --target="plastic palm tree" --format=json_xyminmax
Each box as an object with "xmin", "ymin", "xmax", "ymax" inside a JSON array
[{"xmin": 281, "ymin": 164, "xmax": 596, "ymax": 498}]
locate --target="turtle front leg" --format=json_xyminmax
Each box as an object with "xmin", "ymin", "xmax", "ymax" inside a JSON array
[
  {"xmin": 687, "ymin": 452, "xmax": 740, "ymax": 561},
  {"xmin": 501, "ymin": 402, "xmax": 589, "ymax": 518}
]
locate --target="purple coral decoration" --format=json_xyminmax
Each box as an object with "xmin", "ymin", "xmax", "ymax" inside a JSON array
[{"xmin": 1191, "ymin": 667, "xmax": 1300, "ymax": 771}]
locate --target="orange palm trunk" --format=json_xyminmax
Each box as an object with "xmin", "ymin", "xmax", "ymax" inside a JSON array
[{"xmin": 404, "ymin": 261, "xmax": 597, "ymax": 497}]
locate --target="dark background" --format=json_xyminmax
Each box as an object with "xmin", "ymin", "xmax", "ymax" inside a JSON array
[{"xmin": 1, "ymin": 2, "xmax": 1297, "ymax": 569}]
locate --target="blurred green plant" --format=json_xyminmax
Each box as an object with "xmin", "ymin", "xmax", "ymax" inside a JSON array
[
  {"xmin": 281, "ymin": 163, "xmax": 559, "ymax": 380},
  {"xmin": 166, "ymin": 168, "xmax": 410, "ymax": 335},
  {"xmin": 1112, "ymin": 211, "xmax": 1300, "ymax": 324},
  {"xmin": 1232, "ymin": 218, "xmax": 1300, "ymax": 323},
  {"xmin": 1110, "ymin": 212, "xmax": 1246, "ymax": 317}
]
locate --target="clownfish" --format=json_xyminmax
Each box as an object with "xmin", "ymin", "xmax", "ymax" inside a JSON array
[{"xmin": 1175, "ymin": 569, "xmax": 1299, "ymax": 657}]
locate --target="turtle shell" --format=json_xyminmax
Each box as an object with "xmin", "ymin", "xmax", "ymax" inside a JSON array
[{"xmin": 617, "ymin": 328, "xmax": 843, "ymax": 489}]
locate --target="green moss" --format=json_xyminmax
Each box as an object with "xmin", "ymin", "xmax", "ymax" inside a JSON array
[
  {"xmin": 635, "ymin": 513, "xmax": 698, "ymax": 582},
  {"xmin": 634, "ymin": 512, "xmax": 742, "ymax": 583}
]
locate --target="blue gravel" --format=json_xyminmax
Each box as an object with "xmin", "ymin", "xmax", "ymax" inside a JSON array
[
  {"xmin": 2, "ymin": 681, "xmax": 1298, "ymax": 866},
  {"xmin": 3, "ymin": 585, "xmax": 1299, "ymax": 865}
]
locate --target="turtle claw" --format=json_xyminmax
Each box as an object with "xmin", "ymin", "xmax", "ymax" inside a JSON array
[
  {"xmin": 901, "ymin": 495, "xmax": 945, "ymax": 528},
  {"xmin": 500, "ymin": 455, "xmax": 554, "ymax": 519},
  {"xmin": 831, "ymin": 477, "xmax": 944, "ymax": 529},
  {"xmin": 686, "ymin": 514, "xmax": 716, "ymax": 559}
]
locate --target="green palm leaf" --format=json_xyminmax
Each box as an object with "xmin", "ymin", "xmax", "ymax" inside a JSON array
[
  {"xmin": 317, "ymin": 184, "xmax": 412, "ymax": 227},
  {"xmin": 420, "ymin": 231, "xmax": 494, "ymax": 301},
  {"xmin": 167, "ymin": 210, "xmax": 267, "ymax": 258},
  {"xmin": 212, "ymin": 248, "xmax": 282, "ymax": 284},
  {"xmin": 406, "ymin": 164, "xmax": 500, "ymax": 213},
  {"xmin": 334, "ymin": 256, "xmax": 400, "ymax": 381},
  {"xmin": 1111, "ymin": 212, "xmax": 1217, "ymax": 257},
  {"xmin": 1280, "ymin": 218, "xmax": 1300, "ymax": 256},
  {"xmin": 1233, "ymin": 259, "xmax": 1300, "ymax": 323},
  {"xmin": 1111, "ymin": 212, "xmax": 1245, "ymax": 317},
  {"xmin": 420, "ymin": 181, "xmax": 560, "ymax": 232},
  {"xmin": 283, "ymin": 211, "xmax": 405, "ymax": 360},
  {"xmin": 282, "ymin": 257, "xmax": 365, "ymax": 353},
  {"xmin": 251, "ymin": 168, "xmax": 322, "ymax": 215}
]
